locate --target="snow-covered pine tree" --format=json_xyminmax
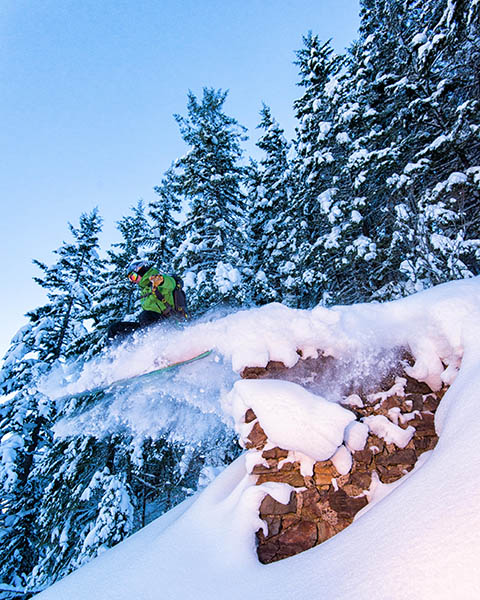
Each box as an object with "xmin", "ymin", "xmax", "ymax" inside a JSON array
[
  {"xmin": 245, "ymin": 105, "xmax": 294, "ymax": 305},
  {"xmin": 313, "ymin": 1, "xmax": 420, "ymax": 301},
  {"xmin": 324, "ymin": 0, "xmax": 480, "ymax": 300},
  {"xmin": 24, "ymin": 193, "xmax": 241, "ymax": 589},
  {"xmin": 128, "ymin": 429, "xmax": 239, "ymax": 531},
  {"xmin": 168, "ymin": 88, "xmax": 249, "ymax": 313},
  {"xmin": 28, "ymin": 396, "xmax": 240, "ymax": 590},
  {"xmin": 31, "ymin": 209, "xmax": 104, "ymax": 359},
  {"xmin": 147, "ymin": 167, "xmax": 181, "ymax": 270},
  {"xmin": 0, "ymin": 209, "xmax": 103, "ymax": 591},
  {"xmin": 385, "ymin": 0, "xmax": 480, "ymax": 291},
  {"xmin": 290, "ymin": 34, "xmax": 347, "ymax": 306},
  {"xmin": 0, "ymin": 322, "xmax": 54, "ymax": 592},
  {"xmin": 243, "ymin": 158, "xmax": 264, "ymax": 297},
  {"xmin": 295, "ymin": 0, "xmax": 479, "ymax": 305},
  {"xmin": 307, "ymin": 21, "xmax": 400, "ymax": 304},
  {"xmin": 103, "ymin": 200, "xmax": 151, "ymax": 321},
  {"xmin": 27, "ymin": 434, "xmax": 135, "ymax": 590},
  {"xmin": 77, "ymin": 201, "xmax": 151, "ymax": 359},
  {"xmin": 18, "ymin": 207, "xmax": 148, "ymax": 588}
]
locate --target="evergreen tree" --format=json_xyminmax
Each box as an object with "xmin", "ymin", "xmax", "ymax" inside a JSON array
[
  {"xmin": 293, "ymin": 33, "xmax": 344, "ymax": 211},
  {"xmin": 77, "ymin": 201, "xmax": 151, "ymax": 359},
  {"xmin": 28, "ymin": 435, "xmax": 135, "ymax": 589},
  {"xmin": 0, "ymin": 322, "xmax": 53, "ymax": 591},
  {"xmin": 31, "ymin": 209, "xmax": 104, "ymax": 359},
  {"xmin": 105, "ymin": 200, "xmax": 151, "ymax": 319},
  {"xmin": 28, "ymin": 397, "xmax": 239, "ymax": 590},
  {"xmin": 0, "ymin": 210, "xmax": 103, "ymax": 591},
  {"xmin": 290, "ymin": 1, "xmax": 479, "ymax": 305},
  {"xmin": 148, "ymin": 168, "xmax": 181, "ymax": 270},
  {"xmin": 246, "ymin": 105, "xmax": 295, "ymax": 304},
  {"xmin": 18, "ymin": 200, "xmax": 240, "ymax": 590},
  {"xmin": 385, "ymin": 0, "xmax": 480, "ymax": 291},
  {"xmin": 290, "ymin": 33, "xmax": 350, "ymax": 306},
  {"xmin": 166, "ymin": 88, "xmax": 248, "ymax": 312},
  {"xmin": 308, "ymin": 23, "xmax": 399, "ymax": 304}
]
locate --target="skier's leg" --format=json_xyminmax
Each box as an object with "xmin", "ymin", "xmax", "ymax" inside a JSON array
[
  {"xmin": 107, "ymin": 321, "xmax": 142, "ymax": 340},
  {"xmin": 107, "ymin": 311, "xmax": 163, "ymax": 342},
  {"xmin": 137, "ymin": 310, "xmax": 164, "ymax": 328}
]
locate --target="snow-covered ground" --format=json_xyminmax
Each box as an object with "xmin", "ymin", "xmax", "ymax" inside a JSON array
[{"xmin": 35, "ymin": 278, "xmax": 480, "ymax": 599}]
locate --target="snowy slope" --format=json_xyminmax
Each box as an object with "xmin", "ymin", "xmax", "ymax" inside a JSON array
[{"xmin": 35, "ymin": 279, "xmax": 480, "ymax": 600}]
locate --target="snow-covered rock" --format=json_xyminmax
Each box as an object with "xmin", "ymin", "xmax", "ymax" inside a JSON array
[{"xmin": 34, "ymin": 278, "xmax": 480, "ymax": 600}]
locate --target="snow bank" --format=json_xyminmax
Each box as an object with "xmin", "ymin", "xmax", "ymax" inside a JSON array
[
  {"xmin": 35, "ymin": 278, "xmax": 480, "ymax": 600},
  {"xmin": 344, "ymin": 420, "xmax": 369, "ymax": 452},
  {"xmin": 227, "ymin": 379, "xmax": 355, "ymax": 461},
  {"xmin": 362, "ymin": 414, "xmax": 415, "ymax": 448},
  {"xmin": 44, "ymin": 277, "xmax": 474, "ymax": 403}
]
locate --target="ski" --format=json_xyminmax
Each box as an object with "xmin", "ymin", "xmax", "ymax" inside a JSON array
[
  {"xmin": 61, "ymin": 350, "xmax": 213, "ymax": 401},
  {"xmin": 119, "ymin": 349, "xmax": 213, "ymax": 384}
]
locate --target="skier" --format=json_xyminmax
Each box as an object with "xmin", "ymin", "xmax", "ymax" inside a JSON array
[{"xmin": 107, "ymin": 261, "xmax": 187, "ymax": 340}]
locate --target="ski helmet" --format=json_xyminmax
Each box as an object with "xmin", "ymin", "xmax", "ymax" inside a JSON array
[{"xmin": 126, "ymin": 260, "xmax": 150, "ymax": 277}]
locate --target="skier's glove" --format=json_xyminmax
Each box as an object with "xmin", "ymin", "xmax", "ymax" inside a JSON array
[{"xmin": 149, "ymin": 274, "xmax": 164, "ymax": 290}]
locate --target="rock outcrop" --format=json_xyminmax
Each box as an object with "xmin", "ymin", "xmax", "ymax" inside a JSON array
[{"xmin": 239, "ymin": 351, "xmax": 446, "ymax": 564}]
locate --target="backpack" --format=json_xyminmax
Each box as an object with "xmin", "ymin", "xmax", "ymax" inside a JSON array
[{"xmin": 171, "ymin": 274, "xmax": 188, "ymax": 318}]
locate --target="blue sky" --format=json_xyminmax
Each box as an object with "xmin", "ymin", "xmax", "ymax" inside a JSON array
[{"xmin": 0, "ymin": 0, "xmax": 359, "ymax": 357}]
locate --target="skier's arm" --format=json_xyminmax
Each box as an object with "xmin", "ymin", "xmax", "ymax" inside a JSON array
[
  {"xmin": 149, "ymin": 274, "xmax": 164, "ymax": 290},
  {"xmin": 150, "ymin": 274, "xmax": 176, "ymax": 311}
]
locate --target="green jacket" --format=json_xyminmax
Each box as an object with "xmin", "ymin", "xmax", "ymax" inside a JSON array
[{"xmin": 138, "ymin": 268, "xmax": 176, "ymax": 315}]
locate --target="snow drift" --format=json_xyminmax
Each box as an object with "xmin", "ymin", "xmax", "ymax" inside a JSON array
[{"xmin": 35, "ymin": 278, "xmax": 480, "ymax": 599}]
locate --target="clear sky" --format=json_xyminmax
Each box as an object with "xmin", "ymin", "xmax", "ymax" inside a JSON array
[{"xmin": 0, "ymin": 0, "xmax": 360, "ymax": 358}]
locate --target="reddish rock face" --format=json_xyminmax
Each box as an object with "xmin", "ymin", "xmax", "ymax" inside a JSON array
[
  {"xmin": 424, "ymin": 395, "xmax": 440, "ymax": 411},
  {"xmin": 407, "ymin": 393, "xmax": 424, "ymax": 411},
  {"xmin": 241, "ymin": 361, "xmax": 289, "ymax": 380},
  {"xmin": 245, "ymin": 421, "xmax": 268, "ymax": 450},
  {"xmin": 404, "ymin": 375, "xmax": 434, "ymax": 394},
  {"xmin": 256, "ymin": 462, "xmax": 306, "ymax": 487},
  {"xmin": 257, "ymin": 519, "xmax": 319, "ymax": 563},
  {"xmin": 327, "ymin": 488, "xmax": 368, "ymax": 521},
  {"xmin": 352, "ymin": 449, "xmax": 373, "ymax": 465},
  {"xmin": 375, "ymin": 449, "xmax": 417, "ymax": 466},
  {"xmin": 275, "ymin": 520, "xmax": 319, "ymax": 560},
  {"xmin": 260, "ymin": 492, "xmax": 297, "ymax": 516},
  {"xmin": 239, "ymin": 348, "xmax": 446, "ymax": 564},
  {"xmin": 314, "ymin": 461, "xmax": 337, "ymax": 486},
  {"xmin": 343, "ymin": 470, "xmax": 372, "ymax": 497}
]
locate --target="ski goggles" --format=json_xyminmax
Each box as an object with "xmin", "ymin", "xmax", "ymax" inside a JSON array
[{"xmin": 128, "ymin": 271, "xmax": 141, "ymax": 283}]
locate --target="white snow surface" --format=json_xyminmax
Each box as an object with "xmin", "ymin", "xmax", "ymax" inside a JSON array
[
  {"xmin": 344, "ymin": 420, "xmax": 369, "ymax": 452},
  {"xmin": 226, "ymin": 379, "xmax": 355, "ymax": 461},
  {"xmin": 35, "ymin": 278, "xmax": 480, "ymax": 599},
  {"xmin": 362, "ymin": 414, "xmax": 415, "ymax": 448},
  {"xmin": 330, "ymin": 444, "xmax": 352, "ymax": 475}
]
